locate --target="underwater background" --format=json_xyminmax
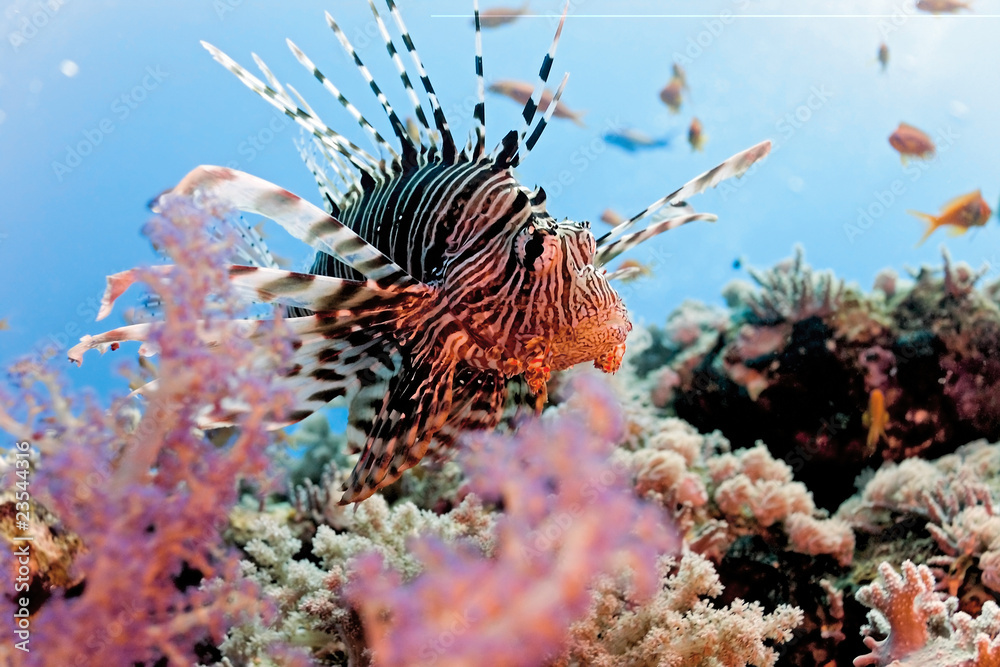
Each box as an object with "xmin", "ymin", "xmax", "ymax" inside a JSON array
[
  {"xmin": 3, "ymin": 0, "xmax": 1000, "ymax": 390},
  {"xmin": 4, "ymin": 1, "xmax": 1000, "ymax": 666}
]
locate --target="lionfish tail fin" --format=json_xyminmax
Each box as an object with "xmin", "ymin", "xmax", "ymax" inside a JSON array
[{"xmin": 597, "ymin": 139, "xmax": 772, "ymax": 248}]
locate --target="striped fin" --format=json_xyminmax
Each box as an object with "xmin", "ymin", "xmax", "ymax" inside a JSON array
[
  {"xmin": 425, "ymin": 365, "xmax": 506, "ymax": 460},
  {"xmin": 341, "ymin": 351, "xmax": 457, "ymax": 504},
  {"xmin": 594, "ymin": 212, "xmax": 718, "ymax": 267},
  {"xmin": 162, "ymin": 167, "xmax": 418, "ymax": 289},
  {"xmin": 200, "ymin": 41, "xmax": 381, "ymax": 176},
  {"xmin": 223, "ymin": 265, "xmax": 426, "ymax": 312},
  {"xmin": 597, "ymin": 139, "xmax": 772, "ymax": 247},
  {"xmin": 514, "ymin": 1, "xmax": 569, "ymax": 165},
  {"xmin": 285, "ymin": 38, "xmax": 400, "ymax": 162},
  {"xmin": 364, "ymin": 0, "xmax": 432, "ymax": 143},
  {"xmin": 472, "ymin": 0, "xmax": 486, "ymax": 158},
  {"xmin": 520, "ymin": 72, "xmax": 569, "ymax": 162},
  {"xmin": 324, "ymin": 10, "xmax": 414, "ymax": 163},
  {"xmin": 384, "ymin": 0, "xmax": 457, "ymax": 163}
]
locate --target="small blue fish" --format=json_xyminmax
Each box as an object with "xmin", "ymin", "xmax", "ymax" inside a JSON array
[{"xmin": 604, "ymin": 128, "xmax": 672, "ymax": 153}]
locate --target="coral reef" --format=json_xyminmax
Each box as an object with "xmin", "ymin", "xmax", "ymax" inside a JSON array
[
  {"xmin": 12, "ymin": 202, "xmax": 1000, "ymax": 666},
  {"xmin": 641, "ymin": 247, "xmax": 1000, "ymax": 509}
]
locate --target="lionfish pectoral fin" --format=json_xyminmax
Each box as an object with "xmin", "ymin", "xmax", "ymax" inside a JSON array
[
  {"xmin": 594, "ymin": 212, "xmax": 717, "ymax": 267},
  {"xmin": 596, "ymin": 139, "xmax": 772, "ymax": 248},
  {"xmin": 340, "ymin": 354, "xmax": 457, "ymax": 504},
  {"xmin": 425, "ymin": 365, "xmax": 507, "ymax": 458},
  {"xmin": 162, "ymin": 168, "xmax": 418, "ymax": 289}
]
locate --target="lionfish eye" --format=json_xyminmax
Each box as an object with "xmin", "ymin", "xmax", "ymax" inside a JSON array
[{"xmin": 515, "ymin": 226, "xmax": 557, "ymax": 272}]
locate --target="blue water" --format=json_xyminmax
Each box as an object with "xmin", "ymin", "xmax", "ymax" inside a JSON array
[{"xmin": 3, "ymin": 0, "xmax": 999, "ymax": 401}]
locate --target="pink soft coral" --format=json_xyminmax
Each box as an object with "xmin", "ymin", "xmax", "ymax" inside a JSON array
[
  {"xmin": 0, "ymin": 196, "xmax": 307, "ymax": 665},
  {"xmin": 348, "ymin": 375, "xmax": 679, "ymax": 667}
]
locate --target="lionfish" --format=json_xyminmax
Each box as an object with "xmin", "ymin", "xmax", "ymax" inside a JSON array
[{"xmin": 70, "ymin": 0, "xmax": 770, "ymax": 503}]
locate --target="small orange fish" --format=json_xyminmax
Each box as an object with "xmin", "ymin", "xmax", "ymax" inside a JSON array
[
  {"xmin": 877, "ymin": 43, "xmax": 889, "ymax": 71},
  {"xmin": 477, "ymin": 2, "xmax": 531, "ymax": 28},
  {"xmin": 889, "ymin": 122, "xmax": 935, "ymax": 163},
  {"xmin": 610, "ymin": 259, "xmax": 653, "ymax": 282},
  {"xmin": 0, "ymin": 318, "xmax": 9, "ymax": 331},
  {"xmin": 916, "ymin": 0, "xmax": 971, "ymax": 13},
  {"xmin": 488, "ymin": 80, "xmax": 586, "ymax": 126},
  {"xmin": 908, "ymin": 189, "xmax": 992, "ymax": 246},
  {"xmin": 599, "ymin": 209, "xmax": 626, "ymax": 226},
  {"xmin": 688, "ymin": 117, "xmax": 705, "ymax": 151},
  {"xmin": 862, "ymin": 389, "xmax": 888, "ymax": 455},
  {"xmin": 659, "ymin": 77, "xmax": 683, "ymax": 113}
]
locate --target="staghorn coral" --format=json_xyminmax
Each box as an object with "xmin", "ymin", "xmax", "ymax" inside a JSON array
[{"xmin": 0, "ymin": 196, "xmax": 308, "ymax": 666}]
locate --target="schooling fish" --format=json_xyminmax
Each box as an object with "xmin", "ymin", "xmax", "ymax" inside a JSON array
[
  {"xmin": 889, "ymin": 122, "xmax": 935, "ymax": 164},
  {"xmin": 862, "ymin": 389, "xmax": 888, "ymax": 455},
  {"xmin": 659, "ymin": 77, "xmax": 683, "ymax": 113},
  {"xmin": 604, "ymin": 128, "xmax": 672, "ymax": 152},
  {"xmin": 71, "ymin": 0, "xmax": 771, "ymax": 503},
  {"xmin": 916, "ymin": 0, "xmax": 971, "ymax": 13},
  {"xmin": 489, "ymin": 79, "xmax": 586, "ymax": 126},
  {"xmin": 476, "ymin": 2, "xmax": 531, "ymax": 28},
  {"xmin": 909, "ymin": 189, "xmax": 992, "ymax": 246}
]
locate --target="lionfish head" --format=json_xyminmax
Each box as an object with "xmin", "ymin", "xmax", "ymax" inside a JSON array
[{"xmin": 504, "ymin": 190, "xmax": 631, "ymax": 373}]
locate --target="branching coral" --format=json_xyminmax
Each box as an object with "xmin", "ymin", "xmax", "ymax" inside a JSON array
[
  {"xmin": 346, "ymin": 376, "xmax": 679, "ymax": 667},
  {"xmin": 652, "ymin": 247, "xmax": 1000, "ymax": 511},
  {"xmin": 558, "ymin": 552, "xmax": 804, "ymax": 667},
  {"xmin": 0, "ymin": 196, "xmax": 306, "ymax": 665},
  {"xmin": 739, "ymin": 245, "xmax": 845, "ymax": 325}
]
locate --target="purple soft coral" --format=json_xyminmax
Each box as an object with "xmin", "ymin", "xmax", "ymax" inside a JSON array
[
  {"xmin": 348, "ymin": 375, "xmax": 679, "ymax": 667},
  {"xmin": 0, "ymin": 196, "xmax": 307, "ymax": 665}
]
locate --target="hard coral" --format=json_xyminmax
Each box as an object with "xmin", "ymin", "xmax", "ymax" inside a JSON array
[
  {"xmin": 347, "ymin": 376, "xmax": 679, "ymax": 667},
  {"xmin": 652, "ymin": 248, "xmax": 1000, "ymax": 510}
]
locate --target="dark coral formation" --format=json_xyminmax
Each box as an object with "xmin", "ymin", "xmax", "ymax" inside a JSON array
[{"xmin": 641, "ymin": 248, "xmax": 1000, "ymax": 510}]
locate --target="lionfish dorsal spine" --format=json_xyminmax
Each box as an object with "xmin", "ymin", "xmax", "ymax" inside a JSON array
[
  {"xmin": 384, "ymin": 0, "xmax": 458, "ymax": 163},
  {"xmin": 284, "ymin": 38, "xmax": 400, "ymax": 163},
  {"xmin": 492, "ymin": 1, "xmax": 569, "ymax": 169},
  {"xmin": 323, "ymin": 10, "xmax": 416, "ymax": 166},
  {"xmin": 200, "ymin": 41, "xmax": 381, "ymax": 177},
  {"xmin": 472, "ymin": 0, "xmax": 486, "ymax": 159},
  {"xmin": 364, "ymin": 0, "xmax": 433, "ymax": 143},
  {"xmin": 595, "ymin": 212, "xmax": 718, "ymax": 267}
]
